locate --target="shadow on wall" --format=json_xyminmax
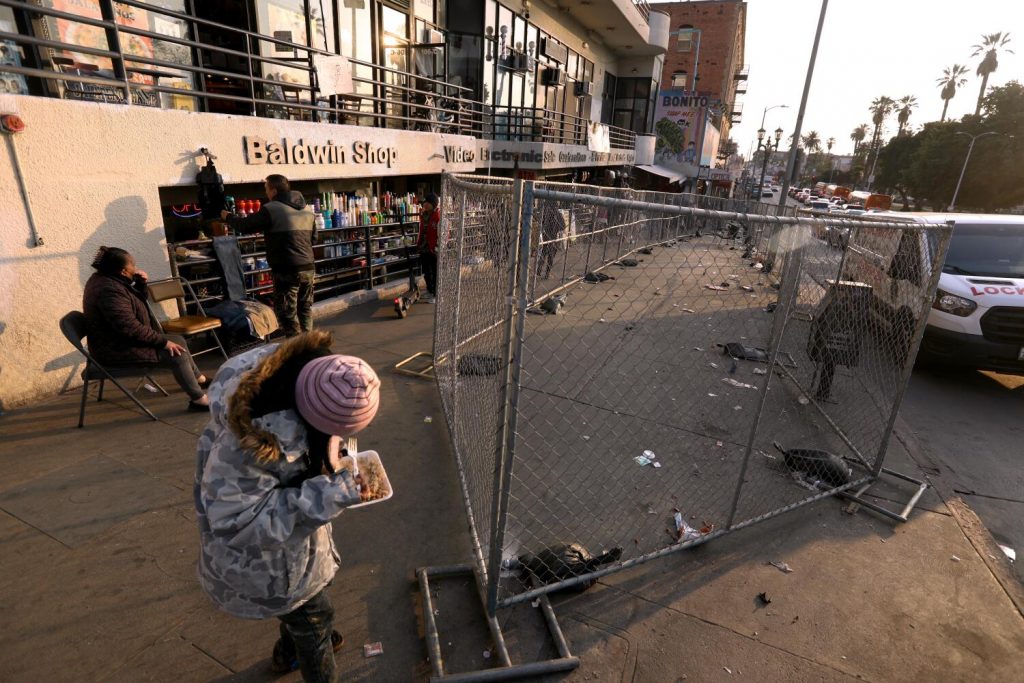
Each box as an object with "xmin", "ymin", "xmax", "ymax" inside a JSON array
[
  {"xmin": 78, "ymin": 195, "xmax": 165, "ymax": 289},
  {"xmin": 0, "ymin": 320, "xmax": 5, "ymax": 414}
]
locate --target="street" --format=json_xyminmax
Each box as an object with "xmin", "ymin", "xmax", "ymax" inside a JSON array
[{"xmin": 901, "ymin": 366, "xmax": 1024, "ymax": 581}]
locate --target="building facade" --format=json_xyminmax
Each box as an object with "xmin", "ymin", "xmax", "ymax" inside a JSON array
[
  {"xmin": 0, "ymin": 0, "xmax": 669, "ymax": 408},
  {"xmin": 657, "ymin": 0, "xmax": 746, "ymax": 157}
]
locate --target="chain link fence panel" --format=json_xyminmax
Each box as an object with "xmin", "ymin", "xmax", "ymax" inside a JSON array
[{"xmin": 436, "ymin": 174, "xmax": 951, "ymax": 614}]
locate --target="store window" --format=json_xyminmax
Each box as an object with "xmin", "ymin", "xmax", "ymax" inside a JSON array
[
  {"xmin": 0, "ymin": 7, "xmax": 30, "ymax": 95},
  {"xmin": 380, "ymin": 3, "xmax": 410, "ymax": 129},
  {"xmin": 601, "ymin": 71, "xmax": 616, "ymax": 125},
  {"xmin": 32, "ymin": 0, "xmax": 196, "ymax": 109}
]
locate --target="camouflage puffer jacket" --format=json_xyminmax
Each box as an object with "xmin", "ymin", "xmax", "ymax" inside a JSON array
[{"xmin": 194, "ymin": 334, "xmax": 361, "ymax": 619}]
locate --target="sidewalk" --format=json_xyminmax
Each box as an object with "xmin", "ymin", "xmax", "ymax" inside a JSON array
[{"xmin": 0, "ymin": 300, "xmax": 1021, "ymax": 682}]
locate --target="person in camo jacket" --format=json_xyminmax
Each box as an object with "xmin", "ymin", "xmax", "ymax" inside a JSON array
[{"xmin": 194, "ymin": 330, "xmax": 380, "ymax": 682}]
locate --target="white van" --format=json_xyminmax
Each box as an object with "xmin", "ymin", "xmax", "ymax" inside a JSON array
[{"xmin": 848, "ymin": 213, "xmax": 1024, "ymax": 372}]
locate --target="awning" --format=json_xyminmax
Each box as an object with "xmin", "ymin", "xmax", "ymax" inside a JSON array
[{"xmin": 636, "ymin": 164, "xmax": 683, "ymax": 183}]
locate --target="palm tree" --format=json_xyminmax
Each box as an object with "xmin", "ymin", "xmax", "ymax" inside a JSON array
[
  {"xmin": 850, "ymin": 124, "xmax": 869, "ymax": 155},
  {"xmin": 801, "ymin": 130, "xmax": 822, "ymax": 154},
  {"xmin": 972, "ymin": 32, "xmax": 1013, "ymax": 115},
  {"xmin": 868, "ymin": 96, "xmax": 895, "ymax": 151},
  {"xmin": 896, "ymin": 95, "xmax": 918, "ymax": 135},
  {"xmin": 936, "ymin": 64, "xmax": 969, "ymax": 122}
]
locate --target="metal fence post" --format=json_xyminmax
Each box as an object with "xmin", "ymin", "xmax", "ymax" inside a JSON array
[
  {"xmin": 726, "ymin": 218, "xmax": 806, "ymax": 529},
  {"xmin": 485, "ymin": 178, "xmax": 534, "ymax": 615}
]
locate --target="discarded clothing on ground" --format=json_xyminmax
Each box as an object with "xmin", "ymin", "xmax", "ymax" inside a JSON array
[
  {"xmin": 721, "ymin": 342, "xmax": 769, "ymax": 362},
  {"xmin": 207, "ymin": 299, "xmax": 279, "ymax": 341},
  {"xmin": 774, "ymin": 442, "xmax": 853, "ymax": 488},
  {"xmin": 617, "ymin": 258, "xmax": 640, "ymax": 267},
  {"xmin": 584, "ymin": 271, "xmax": 613, "ymax": 283},
  {"xmin": 519, "ymin": 543, "xmax": 623, "ymax": 592}
]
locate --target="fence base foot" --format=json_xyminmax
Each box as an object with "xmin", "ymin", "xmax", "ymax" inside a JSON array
[
  {"xmin": 839, "ymin": 467, "xmax": 928, "ymax": 523},
  {"xmin": 394, "ymin": 351, "xmax": 435, "ymax": 379},
  {"xmin": 416, "ymin": 564, "xmax": 580, "ymax": 683}
]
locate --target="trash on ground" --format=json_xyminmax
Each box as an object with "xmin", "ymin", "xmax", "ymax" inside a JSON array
[
  {"xmin": 531, "ymin": 598, "xmax": 541, "ymax": 608},
  {"xmin": 539, "ymin": 294, "xmax": 566, "ymax": 314},
  {"xmin": 599, "ymin": 318, "xmax": 606, "ymax": 323},
  {"xmin": 519, "ymin": 544, "xmax": 623, "ymax": 591},
  {"xmin": 753, "ymin": 367, "xmax": 768, "ymax": 375},
  {"xmin": 364, "ymin": 642, "xmax": 384, "ymax": 658},
  {"xmin": 708, "ymin": 392, "xmax": 718, "ymax": 397},
  {"xmin": 724, "ymin": 667, "xmax": 733, "ymax": 675},
  {"xmin": 716, "ymin": 441, "xmax": 724, "ymax": 447},
  {"xmin": 143, "ymin": 383, "xmax": 159, "ymax": 393},
  {"xmin": 705, "ymin": 283, "xmax": 729, "ymax": 291},
  {"xmin": 951, "ymin": 555, "xmax": 961, "ymax": 562},
  {"xmin": 639, "ymin": 247, "xmax": 654, "ymax": 255},
  {"xmin": 740, "ymin": 285, "xmax": 755, "ymax": 292},
  {"xmin": 797, "ymin": 395, "xmax": 810, "ymax": 405},
  {"xmin": 754, "ymin": 262, "xmax": 764, "ymax": 270},
  {"xmin": 756, "ymin": 592, "xmax": 772, "ymax": 607},
  {"xmin": 423, "ymin": 416, "xmax": 433, "ymax": 423},
  {"xmin": 722, "ymin": 378, "xmax": 758, "ymax": 390},
  {"xmin": 634, "ymin": 453, "xmax": 655, "ymax": 466},
  {"xmin": 733, "ymin": 405, "xmax": 743, "ymax": 411},
  {"xmin": 617, "ymin": 258, "xmax": 640, "ymax": 267},
  {"xmin": 674, "ymin": 512, "xmax": 702, "ymax": 542},
  {"xmin": 765, "ymin": 302, "xmax": 778, "ymax": 312},
  {"xmin": 582, "ymin": 435, "xmax": 590, "ymax": 441},
  {"xmin": 768, "ymin": 560, "xmax": 794, "ymax": 573},
  {"xmin": 694, "ymin": 346, "xmax": 704, "ymax": 351},
  {"xmin": 999, "ymin": 544, "xmax": 1016, "ymax": 562},
  {"xmin": 721, "ymin": 342, "xmax": 769, "ymax": 362},
  {"xmin": 774, "ymin": 442, "xmax": 853, "ymax": 487},
  {"xmin": 683, "ymin": 308, "xmax": 696, "ymax": 313},
  {"xmin": 482, "ymin": 650, "xmax": 491, "ymax": 659},
  {"xmin": 709, "ymin": 362, "xmax": 719, "ymax": 369},
  {"xmin": 584, "ymin": 271, "xmax": 613, "ymax": 283},
  {"xmin": 727, "ymin": 274, "xmax": 740, "ymax": 281}
]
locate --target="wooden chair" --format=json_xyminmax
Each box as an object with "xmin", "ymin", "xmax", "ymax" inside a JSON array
[
  {"xmin": 60, "ymin": 311, "xmax": 168, "ymax": 427},
  {"xmin": 147, "ymin": 277, "xmax": 228, "ymax": 360}
]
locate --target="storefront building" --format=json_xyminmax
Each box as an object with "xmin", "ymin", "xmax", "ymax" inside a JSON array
[{"xmin": 0, "ymin": 1, "xmax": 668, "ymax": 408}]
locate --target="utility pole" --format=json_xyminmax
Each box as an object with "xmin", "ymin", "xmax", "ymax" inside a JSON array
[
  {"xmin": 776, "ymin": 0, "xmax": 828, "ymax": 214},
  {"xmin": 948, "ymin": 131, "xmax": 1010, "ymax": 211}
]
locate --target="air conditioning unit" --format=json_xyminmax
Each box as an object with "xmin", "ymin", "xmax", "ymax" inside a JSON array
[
  {"xmin": 573, "ymin": 80, "xmax": 593, "ymax": 97},
  {"xmin": 541, "ymin": 68, "xmax": 565, "ymax": 87},
  {"xmin": 421, "ymin": 28, "xmax": 443, "ymax": 44},
  {"xmin": 512, "ymin": 53, "xmax": 530, "ymax": 72}
]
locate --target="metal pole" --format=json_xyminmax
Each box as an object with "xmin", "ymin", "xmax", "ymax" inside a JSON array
[
  {"xmin": 4, "ymin": 136, "xmax": 43, "ymax": 247},
  {"xmin": 776, "ymin": 0, "xmax": 828, "ymax": 214},
  {"xmin": 948, "ymin": 134, "xmax": 988, "ymax": 211},
  {"xmin": 485, "ymin": 177, "xmax": 534, "ymax": 616}
]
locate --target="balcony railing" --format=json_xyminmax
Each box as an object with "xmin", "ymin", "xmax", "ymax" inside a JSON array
[
  {"xmin": 734, "ymin": 64, "xmax": 750, "ymax": 81},
  {"xmin": 492, "ymin": 106, "xmax": 636, "ymax": 150},
  {"xmin": 0, "ymin": 0, "xmax": 638, "ymax": 155},
  {"xmin": 633, "ymin": 0, "xmax": 652, "ymax": 21}
]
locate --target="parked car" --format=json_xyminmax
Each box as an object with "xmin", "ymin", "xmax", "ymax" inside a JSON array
[
  {"xmin": 761, "ymin": 190, "xmax": 774, "ymax": 198},
  {"xmin": 808, "ymin": 199, "xmax": 831, "ymax": 211}
]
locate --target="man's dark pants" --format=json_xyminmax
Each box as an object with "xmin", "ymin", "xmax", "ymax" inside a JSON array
[
  {"xmin": 420, "ymin": 252, "xmax": 437, "ymax": 295},
  {"xmin": 272, "ymin": 270, "xmax": 315, "ymax": 337}
]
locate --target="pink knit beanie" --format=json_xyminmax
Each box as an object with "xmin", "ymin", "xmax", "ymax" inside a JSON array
[{"xmin": 295, "ymin": 355, "xmax": 380, "ymax": 436}]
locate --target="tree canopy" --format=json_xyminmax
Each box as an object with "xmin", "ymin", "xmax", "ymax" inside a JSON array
[{"xmin": 875, "ymin": 81, "xmax": 1024, "ymax": 211}]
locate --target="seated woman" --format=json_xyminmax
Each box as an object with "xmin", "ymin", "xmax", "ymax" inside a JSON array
[{"xmin": 83, "ymin": 246, "xmax": 210, "ymax": 411}]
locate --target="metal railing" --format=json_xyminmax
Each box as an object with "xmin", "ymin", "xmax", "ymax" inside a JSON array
[
  {"xmin": 633, "ymin": 0, "xmax": 652, "ymax": 21},
  {"xmin": 734, "ymin": 64, "xmax": 750, "ymax": 80},
  {"xmin": 0, "ymin": 0, "xmax": 639, "ymax": 152},
  {"xmin": 492, "ymin": 106, "xmax": 637, "ymax": 150}
]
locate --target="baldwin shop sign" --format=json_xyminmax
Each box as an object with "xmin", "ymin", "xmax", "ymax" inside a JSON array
[{"xmin": 244, "ymin": 136, "xmax": 399, "ymax": 168}]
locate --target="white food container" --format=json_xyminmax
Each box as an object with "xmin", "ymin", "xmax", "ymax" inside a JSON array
[{"xmin": 329, "ymin": 438, "xmax": 393, "ymax": 508}]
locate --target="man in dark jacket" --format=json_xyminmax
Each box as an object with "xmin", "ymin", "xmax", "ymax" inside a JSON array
[{"xmin": 223, "ymin": 175, "xmax": 316, "ymax": 336}]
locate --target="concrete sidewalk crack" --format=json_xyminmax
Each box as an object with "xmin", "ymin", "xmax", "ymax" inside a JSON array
[
  {"xmin": 0, "ymin": 505, "xmax": 72, "ymax": 549},
  {"xmin": 953, "ymin": 489, "xmax": 1024, "ymax": 505},
  {"xmin": 190, "ymin": 642, "xmax": 237, "ymax": 674},
  {"xmin": 597, "ymin": 582, "xmax": 871, "ymax": 683}
]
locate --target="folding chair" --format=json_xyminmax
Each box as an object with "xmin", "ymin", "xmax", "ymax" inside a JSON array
[
  {"xmin": 147, "ymin": 277, "xmax": 228, "ymax": 360},
  {"xmin": 59, "ymin": 311, "xmax": 168, "ymax": 428}
]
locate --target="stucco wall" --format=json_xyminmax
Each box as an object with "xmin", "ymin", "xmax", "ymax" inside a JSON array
[{"xmin": 0, "ymin": 94, "xmax": 478, "ymax": 410}]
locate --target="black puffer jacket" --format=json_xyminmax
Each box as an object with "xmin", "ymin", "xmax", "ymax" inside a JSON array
[
  {"xmin": 228, "ymin": 191, "xmax": 316, "ymax": 274},
  {"xmin": 82, "ymin": 272, "xmax": 166, "ymax": 365}
]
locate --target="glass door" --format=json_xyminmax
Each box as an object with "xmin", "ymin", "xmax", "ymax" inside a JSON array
[{"xmin": 379, "ymin": 4, "xmax": 409, "ymax": 130}]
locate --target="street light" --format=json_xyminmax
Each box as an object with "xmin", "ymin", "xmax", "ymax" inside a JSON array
[
  {"xmin": 747, "ymin": 104, "xmax": 788, "ymax": 194},
  {"xmin": 756, "ymin": 126, "xmax": 784, "ymax": 202},
  {"xmin": 948, "ymin": 131, "xmax": 1013, "ymax": 211}
]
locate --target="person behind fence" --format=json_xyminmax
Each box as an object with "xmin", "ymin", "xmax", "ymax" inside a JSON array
[
  {"xmin": 222, "ymin": 174, "xmax": 316, "ymax": 336},
  {"xmin": 83, "ymin": 246, "xmax": 210, "ymax": 411},
  {"xmin": 194, "ymin": 330, "xmax": 381, "ymax": 682},
  {"xmin": 536, "ymin": 203, "xmax": 565, "ymax": 280},
  {"xmin": 416, "ymin": 192, "xmax": 440, "ymax": 302}
]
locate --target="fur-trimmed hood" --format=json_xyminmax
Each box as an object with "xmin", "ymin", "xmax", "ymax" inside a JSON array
[{"xmin": 207, "ymin": 330, "xmax": 332, "ymax": 463}]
